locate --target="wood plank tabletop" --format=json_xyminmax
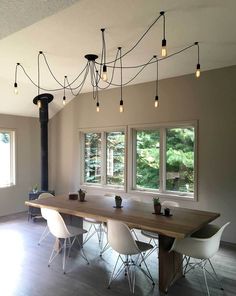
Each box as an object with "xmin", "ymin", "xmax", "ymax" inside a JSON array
[{"xmin": 25, "ymin": 195, "xmax": 220, "ymax": 239}]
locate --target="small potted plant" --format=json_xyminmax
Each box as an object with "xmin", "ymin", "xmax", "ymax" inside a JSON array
[
  {"xmin": 78, "ymin": 189, "xmax": 86, "ymax": 202},
  {"xmin": 153, "ymin": 197, "xmax": 161, "ymax": 214},
  {"xmin": 115, "ymin": 195, "xmax": 122, "ymax": 208},
  {"xmin": 32, "ymin": 184, "xmax": 39, "ymax": 193}
]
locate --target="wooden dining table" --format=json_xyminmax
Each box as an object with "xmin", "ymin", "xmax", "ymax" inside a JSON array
[{"xmin": 25, "ymin": 194, "xmax": 220, "ymax": 293}]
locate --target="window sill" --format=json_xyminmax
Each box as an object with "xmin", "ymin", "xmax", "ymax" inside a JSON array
[
  {"xmin": 81, "ymin": 183, "xmax": 125, "ymax": 193},
  {"xmin": 129, "ymin": 188, "xmax": 196, "ymax": 201},
  {"xmin": 0, "ymin": 183, "xmax": 16, "ymax": 189}
]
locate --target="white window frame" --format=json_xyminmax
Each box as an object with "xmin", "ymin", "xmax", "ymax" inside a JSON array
[
  {"xmin": 79, "ymin": 126, "xmax": 127, "ymax": 191},
  {"xmin": 128, "ymin": 121, "xmax": 198, "ymax": 200},
  {"xmin": 0, "ymin": 129, "xmax": 16, "ymax": 188}
]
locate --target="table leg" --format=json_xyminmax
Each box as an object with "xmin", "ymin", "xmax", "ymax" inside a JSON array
[{"xmin": 158, "ymin": 235, "xmax": 183, "ymax": 293}]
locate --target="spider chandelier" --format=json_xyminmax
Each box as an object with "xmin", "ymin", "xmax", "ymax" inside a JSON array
[{"xmin": 14, "ymin": 11, "xmax": 201, "ymax": 112}]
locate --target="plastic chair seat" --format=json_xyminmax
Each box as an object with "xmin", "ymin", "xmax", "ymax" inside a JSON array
[
  {"xmin": 67, "ymin": 225, "xmax": 87, "ymax": 237},
  {"xmin": 136, "ymin": 240, "xmax": 153, "ymax": 252},
  {"xmin": 84, "ymin": 217, "xmax": 102, "ymax": 224},
  {"xmin": 191, "ymin": 224, "xmax": 220, "ymax": 238},
  {"xmin": 141, "ymin": 230, "xmax": 159, "ymax": 239}
]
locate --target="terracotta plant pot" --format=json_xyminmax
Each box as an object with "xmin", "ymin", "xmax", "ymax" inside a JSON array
[{"xmin": 154, "ymin": 204, "xmax": 161, "ymax": 214}]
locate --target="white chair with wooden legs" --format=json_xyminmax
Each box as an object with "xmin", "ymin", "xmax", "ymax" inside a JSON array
[
  {"xmin": 37, "ymin": 192, "xmax": 54, "ymax": 245},
  {"xmin": 170, "ymin": 222, "xmax": 230, "ymax": 296},
  {"xmin": 139, "ymin": 200, "xmax": 179, "ymax": 262},
  {"xmin": 107, "ymin": 219, "xmax": 155, "ymax": 294},
  {"xmin": 41, "ymin": 208, "xmax": 89, "ymax": 274}
]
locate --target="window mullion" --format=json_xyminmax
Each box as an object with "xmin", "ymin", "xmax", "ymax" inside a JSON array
[
  {"xmin": 132, "ymin": 129, "xmax": 137, "ymax": 190},
  {"xmin": 101, "ymin": 132, "xmax": 106, "ymax": 186},
  {"xmin": 81, "ymin": 133, "xmax": 85, "ymax": 184},
  {"xmin": 159, "ymin": 128, "xmax": 166, "ymax": 193}
]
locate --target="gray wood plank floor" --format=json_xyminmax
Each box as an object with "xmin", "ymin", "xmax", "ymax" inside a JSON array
[{"xmin": 0, "ymin": 212, "xmax": 235, "ymax": 296}]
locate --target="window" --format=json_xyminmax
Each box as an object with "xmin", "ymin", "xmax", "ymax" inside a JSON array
[
  {"xmin": 166, "ymin": 127, "xmax": 195, "ymax": 194},
  {"xmin": 0, "ymin": 130, "xmax": 15, "ymax": 188},
  {"xmin": 81, "ymin": 129, "xmax": 125, "ymax": 188},
  {"xmin": 84, "ymin": 133, "xmax": 102, "ymax": 184},
  {"xmin": 106, "ymin": 132, "xmax": 125, "ymax": 186},
  {"xmin": 136, "ymin": 130, "xmax": 160, "ymax": 190},
  {"xmin": 132, "ymin": 123, "xmax": 196, "ymax": 198}
]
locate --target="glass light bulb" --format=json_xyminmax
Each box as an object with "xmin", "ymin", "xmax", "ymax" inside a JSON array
[
  {"xmin": 96, "ymin": 102, "xmax": 100, "ymax": 112},
  {"xmin": 154, "ymin": 96, "xmax": 159, "ymax": 108},
  {"xmin": 14, "ymin": 82, "xmax": 18, "ymax": 95},
  {"xmin": 161, "ymin": 47, "xmax": 167, "ymax": 57},
  {"xmin": 161, "ymin": 39, "xmax": 167, "ymax": 57},
  {"xmin": 102, "ymin": 65, "xmax": 108, "ymax": 82},
  {"xmin": 196, "ymin": 69, "xmax": 201, "ymax": 78},
  {"xmin": 63, "ymin": 96, "xmax": 66, "ymax": 105},
  {"xmin": 102, "ymin": 72, "xmax": 108, "ymax": 82},
  {"xmin": 196, "ymin": 63, "xmax": 201, "ymax": 78},
  {"xmin": 37, "ymin": 100, "xmax": 41, "ymax": 108},
  {"xmin": 119, "ymin": 105, "xmax": 124, "ymax": 113}
]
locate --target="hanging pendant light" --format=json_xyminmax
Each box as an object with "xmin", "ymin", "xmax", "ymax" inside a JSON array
[
  {"xmin": 96, "ymin": 101, "xmax": 100, "ymax": 112},
  {"xmin": 63, "ymin": 76, "xmax": 67, "ymax": 105},
  {"xmin": 154, "ymin": 56, "xmax": 159, "ymax": 108},
  {"xmin": 118, "ymin": 47, "xmax": 124, "ymax": 113},
  {"xmin": 14, "ymin": 63, "xmax": 20, "ymax": 95},
  {"xmin": 101, "ymin": 29, "xmax": 108, "ymax": 82},
  {"xmin": 95, "ymin": 70, "xmax": 100, "ymax": 112},
  {"xmin": 14, "ymin": 12, "xmax": 202, "ymax": 113},
  {"xmin": 102, "ymin": 64, "xmax": 108, "ymax": 81},
  {"xmin": 161, "ymin": 11, "xmax": 167, "ymax": 57},
  {"xmin": 155, "ymin": 96, "xmax": 159, "ymax": 108},
  {"xmin": 196, "ymin": 63, "xmax": 201, "ymax": 78},
  {"xmin": 195, "ymin": 42, "xmax": 201, "ymax": 78},
  {"xmin": 14, "ymin": 82, "xmax": 18, "ymax": 95},
  {"xmin": 119, "ymin": 99, "xmax": 124, "ymax": 113}
]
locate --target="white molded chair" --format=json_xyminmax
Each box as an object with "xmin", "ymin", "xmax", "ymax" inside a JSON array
[
  {"xmin": 139, "ymin": 200, "xmax": 179, "ymax": 261},
  {"xmin": 37, "ymin": 192, "xmax": 54, "ymax": 245},
  {"xmin": 107, "ymin": 219, "xmax": 155, "ymax": 293},
  {"xmin": 83, "ymin": 194, "xmax": 113, "ymax": 252},
  {"xmin": 83, "ymin": 218, "xmax": 104, "ymax": 247},
  {"xmin": 42, "ymin": 208, "xmax": 89, "ymax": 273},
  {"xmin": 170, "ymin": 222, "xmax": 230, "ymax": 295}
]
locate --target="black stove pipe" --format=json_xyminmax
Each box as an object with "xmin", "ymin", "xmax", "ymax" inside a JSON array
[{"xmin": 33, "ymin": 93, "xmax": 53, "ymax": 191}]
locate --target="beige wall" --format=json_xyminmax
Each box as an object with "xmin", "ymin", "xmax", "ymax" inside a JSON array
[
  {"xmin": 0, "ymin": 114, "xmax": 40, "ymax": 216},
  {"xmin": 49, "ymin": 65, "xmax": 236, "ymax": 243}
]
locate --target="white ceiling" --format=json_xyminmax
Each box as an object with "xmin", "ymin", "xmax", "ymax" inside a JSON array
[{"xmin": 0, "ymin": 0, "xmax": 236, "ymax": 118}]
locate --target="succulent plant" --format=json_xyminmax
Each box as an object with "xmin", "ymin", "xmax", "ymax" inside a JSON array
[
  {"xmin": 115, "ymin": 195, "xmax": 122, "ymax": 200},
  {"xmin": 153, "ymin": 197, "xmax": 160, "ymax": 205}
]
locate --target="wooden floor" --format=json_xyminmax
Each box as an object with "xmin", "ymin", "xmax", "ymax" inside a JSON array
[{"xmin": 0, "ymin": 212, "xmax": 235, "ymax": 296}]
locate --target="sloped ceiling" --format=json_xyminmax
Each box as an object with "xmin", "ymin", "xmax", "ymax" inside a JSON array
[{"xmin": 0, "ymin": 0, "xmax": 236, "ymax": 118}]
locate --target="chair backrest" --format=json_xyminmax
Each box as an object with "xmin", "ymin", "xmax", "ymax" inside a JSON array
[
  {"xmin": 38, "ymin": 192, "xmax": 54, "ymax": 200},
  {"xmin": 38, "ymin": 193, "xmax": 54, "ymax": 219},
  {"xmin": 107, "ymin": 219, "xmax": 139, "ymax": 255},
  {"xmin": 162, "ymin": 200, "xmax": 179, "ymax": 208},
  {"xmin": 41, "ymin": 208, "xmax": 70, "ymax": 239},
  {"xmin": 171, "ymin": 222, "xmax": 230, "ymax": 259}
]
